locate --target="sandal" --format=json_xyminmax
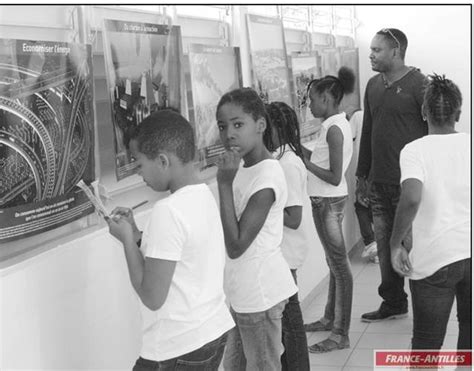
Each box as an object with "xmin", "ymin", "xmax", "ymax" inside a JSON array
[
  {"xmin": 303, "ymin": 320, "xmax": 333, "ymax": 332},
  {"xmin": 308, "ymin": 338, "xmax": 350, "ymax": 353}
]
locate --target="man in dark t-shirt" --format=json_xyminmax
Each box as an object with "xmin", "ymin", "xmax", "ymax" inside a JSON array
[{"xmin": 356, "ymin": 28, "xmax": 427, "ymax": 322}]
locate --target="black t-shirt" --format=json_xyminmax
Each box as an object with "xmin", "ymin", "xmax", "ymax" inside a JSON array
[{"xmin": 356, "ymin": 68, "xmax": 428, "ymax": 185}]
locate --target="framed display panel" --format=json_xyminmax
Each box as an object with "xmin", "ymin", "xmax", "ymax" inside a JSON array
[
  {"xmin": 317, "ymin": 47, "xmax": 342, "ymax": 77},
  {"xmin": 102, "ymin": 19, "xmax": 184, "ymax": 180},
  {"xmin": 246, "ymin": 14, "xmax": 292, "ymax": 105},
  {"xmin": 339, "ymin": 47, "xmax": 361, "ymax": 117},
  {"xmin": 186, "ymin": 44, "xmax": 242, "ymax": 169},
  {"xmin": 0, "ymin": 39, "xmax": 95, "ymax": 242},
  {"xmin": 290, "ymin": 51, "xmax": 323, "ymax": 141},
  {"xmin": 314, "ymin": 46, "xmax": 361, "ymax": 118}
]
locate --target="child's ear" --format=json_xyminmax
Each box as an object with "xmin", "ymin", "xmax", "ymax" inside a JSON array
[
  {"xmin": 421, "ymin": 103, "xmax": 427, "ymax": 121},
  {"xmin": 321, "ymin": 91, "xmax": 329, "ymax": 104},
  {"xmin": 157, "ymin": 153, "xmax": 170, "ymax": 168},
  {"xmin": 454, "ymin": 109, "xmax": 461, "ymax": 122},
  {"xmin": 256, "ymin": 117, "xmax": 267, "ymax": 134}
]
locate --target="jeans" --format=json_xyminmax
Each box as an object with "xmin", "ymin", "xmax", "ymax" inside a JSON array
[
  {"xmin": 281, "ymin": 270, "xmax": 310, "ymax": 371},
  {"xmin": 410, "ymin": 258, "xmax": 471, "ymax": 351},
  {"xmin": 369, "ymin": 182, "xmax": 409, "ymax": 310},
  {"xmin": 311, "ymin": 196, "xmax": 353, "ymax": 337},
  {"xmin": 354, "ymin": 200, "xmax": 374, "ymax": 246},
  {"xmin": 132, "ymin": 332, "xmax": 228, "ymax": 371},
  {"xmin": 224, "ymin": 300, "xmax": 287, "ymax": 371}
]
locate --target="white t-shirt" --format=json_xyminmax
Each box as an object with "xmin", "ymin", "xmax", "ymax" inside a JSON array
[
  {"xmin": 400, "ymin": 133, "xmax": 470, "ymax": 280},
  {"xmin": 140, "ymin": 184, "xmax": 234, "ymax": 361},
  {"xmin": 224, "ymin": 159, "xmax": 298, "ymax": 313},
  {"xmin": 276, "ymin": 146, "xmax": 310, "ymax": 269},
  {"xmin": 349, "ymin": 110, "xmax": 364, "ymax": 157},
  {"xmin": 307, "ymin": 112, "xmax": 353, "ymax": 197}
]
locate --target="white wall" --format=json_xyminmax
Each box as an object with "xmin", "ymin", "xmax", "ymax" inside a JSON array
[
  {"xmin": 0, "ymin": 182, "xmax": 337, "ymax": 370},
  {"xmin": 355, "ymin": 5, "xmax": 471, "ymax": 134}
]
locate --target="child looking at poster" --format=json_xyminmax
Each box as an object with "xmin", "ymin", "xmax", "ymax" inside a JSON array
[
  {"xmin": 216, "ymin": 88, "xmax": 297, "ymax": 370},
  {"xmin": 265, "ymin": 101, "xmax": 311, "ymax": 371},
  {"xmin": 108, "ymin": 110, "xmax": 234, "ymax": 370},
  {"xmin": 302, "ymin": 67, "xmax": 355, "ymax": 353}
]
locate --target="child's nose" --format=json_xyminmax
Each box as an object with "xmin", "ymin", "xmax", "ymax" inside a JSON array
[{"xmin": 226, "ymin": 126, "xmax": 236, "ymax": 139}]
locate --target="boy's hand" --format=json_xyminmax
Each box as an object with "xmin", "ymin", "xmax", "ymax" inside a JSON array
[
  {"xmin": 109, "ymin": 207, "xmax": 141, "ymax": 243},
  {"xmin": 217, "ymin": 148, "xmax": 241, "ymax": 184},
  {"xmin": 107, "ymin": 216, "xmax": 135, "ymax": 246},
  {"xmin": 391, "ymin": 244, "xmax": 412, "ymax": 277}
]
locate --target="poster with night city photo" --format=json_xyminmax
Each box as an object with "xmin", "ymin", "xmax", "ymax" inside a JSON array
[
  {"xmin": 102, "ymin": 19, "xmax": 183, "ymax": 180},
  {"xmin": 0, "ymin": 39, "xmax": 95, "ymax": 242}
]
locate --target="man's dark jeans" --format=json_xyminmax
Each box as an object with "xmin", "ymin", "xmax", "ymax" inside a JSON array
[
  {"xmin": 410, "ymin": 258, "xmax": 471, "ymax": 350},
  {"xmin": 369, "ymin": 182, "xmax": 409, "ymax": 311},
  {"xmin": 281, "ymin": 269, "xmax": 310, "ymax": 371},
  {"xmin": 354, "ymin": 200, "xmax": 375, "ymax": 246},
  {"xmin": 132, "ymin": 332, "xmax": 228, "ymax": 371}
]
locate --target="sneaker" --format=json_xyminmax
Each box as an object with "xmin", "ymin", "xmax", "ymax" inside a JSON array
[
  {"xmin": 361, "ymin": 305, "xmax": 408, "ymax": 322},
  {"xmin": 361, "ymin": 241, "xmax": 377, "ymax": 258}
]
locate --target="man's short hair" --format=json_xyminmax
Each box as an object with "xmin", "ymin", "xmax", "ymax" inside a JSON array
[
  {"xmin": 136, "ymin": 109, "xmax": 195, "ymax": 164},
  {"xmin": 377, "ymin": 28, "xmax": 408, "ymax": 60}
]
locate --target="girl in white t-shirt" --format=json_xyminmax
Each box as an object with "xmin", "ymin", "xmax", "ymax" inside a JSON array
[
  {"xmin": 265, "ymin": 101, "xmax": 311, "ymax": 370},
  {"xmin": 216, "ymin": 88, "xmax": 298, "ymax": 370},
  {"xmin": 302, "ymin": 67, "xmax": 355, "ymax": 353}
]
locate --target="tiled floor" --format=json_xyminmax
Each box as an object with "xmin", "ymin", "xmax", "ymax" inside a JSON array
[{"xmin": 302, "ymin": 244, "xmax": 461, "ymax": 370}]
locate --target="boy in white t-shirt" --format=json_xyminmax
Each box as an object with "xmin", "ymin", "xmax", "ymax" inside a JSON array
[
  {"xmin": 390, "ymin": 74, "xmax": 470, "ymax": 354},
  {"xmin": 108, "ymin": 110, "xmax": 234, "ymax": 370}
]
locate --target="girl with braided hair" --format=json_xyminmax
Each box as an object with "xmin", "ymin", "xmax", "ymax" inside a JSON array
[
  {"xmin": 301, "ymin": 66, "xmax": 355, "ymax": 354},
  {"xmin": 390, "ymin": 74, "xmax": 470, "ymax": 355},
  {"xmin": 264, "ymin": 101, "xmax": 310, "ymax": 370}
]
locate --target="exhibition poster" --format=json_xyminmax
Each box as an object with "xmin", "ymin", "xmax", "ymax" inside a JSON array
[
  {"xmin": 317, "ymin": 47, "xmax": 342, "ymax": 77},
  {"xmin": 0, "ymin": 39, "xmax": 95, "ymax": 242},
  {"xmin": 290, "ymin": 51, "xmax": 323, "ymax": 141},
  {"xmin": 187, "ymin": 44, "xmax": 242, "ymax": 169},
  {"xmin": 340, "ymin": 47, "xmax": 361, "ymax": 117},
  {"xmin": 102, "ymin": 19, "xmax": 183, "ymax": 180},
  {"xmin": 246, "ymin": 14, "xmax": 292, "ymax": 105},
  {"xmin": 315, "ymin": 46, "xmax": 361, "ymax": 118}
]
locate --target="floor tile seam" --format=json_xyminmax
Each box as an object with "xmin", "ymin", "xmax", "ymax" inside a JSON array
[{"xmin": 342, "ymin": 324, "xmax": 368, "ymax": 368}]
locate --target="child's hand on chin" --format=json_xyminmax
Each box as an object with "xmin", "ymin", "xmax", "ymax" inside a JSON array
[{"xmin": 217, "ymin": 148, "xmax": 241, "ymax": 184}]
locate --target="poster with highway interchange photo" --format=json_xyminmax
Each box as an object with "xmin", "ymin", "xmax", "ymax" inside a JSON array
[
  {"xmin": 103, "ymin": 19, "xmax": 183, "ymax": 180},
  {"xmin": 187, "ymin": 44, "xmax": 242, "ymax": 168},
  {"xmin": 246, "ymin": 14, "xmax": 292, "ymax": 105},
  {"xmin": 0, "ymin": 39, "xmax": 95, "ymax": 242}
]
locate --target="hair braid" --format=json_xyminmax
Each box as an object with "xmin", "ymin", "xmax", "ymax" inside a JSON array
[
  {"xmin": 424, "ymin": 73, "xmax": 462, "ymax": 126},
  {"xmin": 264, "ymin": 102, "xmax": 304, "ymax": 161}
]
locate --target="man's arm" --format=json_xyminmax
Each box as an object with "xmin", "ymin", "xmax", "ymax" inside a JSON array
[{"xmin": 356, "ymin": 88, "xmax": 372, "ymax": 179}]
